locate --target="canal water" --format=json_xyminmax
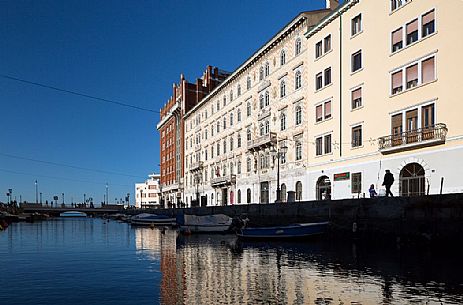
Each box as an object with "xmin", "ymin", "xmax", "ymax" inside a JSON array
[{"xmin": 1, "ymin": 218, "xmax": 462, "ymax": 305}]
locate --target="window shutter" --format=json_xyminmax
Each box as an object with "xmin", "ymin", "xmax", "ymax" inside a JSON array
[{"xmin": 422, "ymin": 57, "xmax": 435, "ymax": 83}]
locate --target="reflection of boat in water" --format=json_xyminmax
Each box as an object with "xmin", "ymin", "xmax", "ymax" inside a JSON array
[
  {"xmin": 237, "ymin": 222, "xmax": 329, "ymax": 240},
  {"xmin": 59, "ymin": 211, "xmax": 87, "ymax": 217},
  {"xmin": 176, "ymin": 214, "xmax": 233, "ymax": 233},
  {"xmin": 131, "ymin": 213, "xmax": 176, "ymax": 226}
]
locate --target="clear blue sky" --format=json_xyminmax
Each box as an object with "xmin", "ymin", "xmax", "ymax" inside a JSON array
[{"xmin": 0, "ymin": 0, "xmax": 330, "ymax": 205}]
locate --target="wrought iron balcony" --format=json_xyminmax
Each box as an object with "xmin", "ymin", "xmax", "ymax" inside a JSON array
[
  {"xmin": 378, "ymin": 123, "xmax": 448, "ymax": 154},
  {"xmin": 211, "ymin": 174, "xmax": 236, "ymax": 187},
  {"xmin": 189, "ymin": 161, "xmax": 203, "ymax": 172},
  {"xmin": 247, "ymin": 132, "xmax": 277, "ymax": 152}
]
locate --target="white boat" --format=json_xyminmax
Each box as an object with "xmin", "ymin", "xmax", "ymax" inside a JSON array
[
  {"xmin": 59, "ymin": 211, "xmax": 87, "ymax": 217},
  {"xmin": 177, "ymin": 214, "xmax": 233, "ymax": 233},
  {"xmin": 130, "ymin": 213, "xmax": 176, "ymax": 226}
]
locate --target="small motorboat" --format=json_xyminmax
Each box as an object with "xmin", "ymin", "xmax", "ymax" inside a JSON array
[
  {"xmin": 177, "ymin": 214, "xmax": 233, "ymax": 233},
  {"xmin": 59, "ymin": 211, "xmax": 87, "ymax": 217},
  {"xmin": 237, "ymin": 221, "xmax": 329, "ymax": 240},
  {"xmin": 130, "ymin": 213, "xmax": 175, "ymax": 226}
]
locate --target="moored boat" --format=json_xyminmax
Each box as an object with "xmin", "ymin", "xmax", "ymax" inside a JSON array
[
  {"xmin": 130, "ymin": 213, "xmax": 175, "ymax": 226},
  {"xmin": 177, "ymin": 214, "xmax": 233, "ymax": 233},
  {"xmin": 59, "ymin": 211, "xmax": 87, "ymax": 217},
  {"xmin": 237, "ymin": 221, "xmax": 329, "ymax": 240}
]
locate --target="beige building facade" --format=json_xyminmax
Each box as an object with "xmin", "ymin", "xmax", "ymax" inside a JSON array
[{"xmin": 181, "ymin": 0, "xmax": 463, "ymax": 206}]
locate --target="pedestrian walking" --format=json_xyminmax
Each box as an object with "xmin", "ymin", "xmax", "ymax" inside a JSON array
[
  {"xmin": 382, "ymin": 170, "xmax": 395, "ymax": 197},
  {"xmin": 369, "ymin": 184, "xmax": 377, "ymax": 198}
]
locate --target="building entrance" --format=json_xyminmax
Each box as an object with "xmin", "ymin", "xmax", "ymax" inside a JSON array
[
  {"xmin": 316, "ymin": 176, "xmax": 331, "ymax": 200},
  {"xmin": 260, "ymin": 181, "xmax": 269, "ymax": 203},
  {"xmin": 400, "ymin": 163, "xmax": 425, "ymax": 196}
]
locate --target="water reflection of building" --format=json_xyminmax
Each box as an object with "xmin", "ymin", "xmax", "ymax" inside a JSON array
[{"xmin": 134, "ymin": 228, "xmax": 162, "ymax": 260}]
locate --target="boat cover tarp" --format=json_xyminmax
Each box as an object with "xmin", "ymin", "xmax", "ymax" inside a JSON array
[{"xmin": 179, "ymin": 214, "xmax": 232, "ymax": 226}]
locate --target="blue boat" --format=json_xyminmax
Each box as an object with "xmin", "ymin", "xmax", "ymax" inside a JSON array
[
  {"xmin": 237, "ymin": 222, "xmax": 329, "ymax": 240},
  {"xmin": 130, "ymin": 213, "xmax": 176, "ymax": 226},
  {"xmin": 59, "ymin": 211, "xmax": 87, "ymax": 217}
]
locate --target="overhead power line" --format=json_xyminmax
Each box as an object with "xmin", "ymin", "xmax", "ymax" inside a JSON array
[
  {"xmin": 0, "ymin": 74, "xmax": 160, "ymax": 114},
  {"xmin": 0, "ymin": 152, "xmax": 146, "ymax": 179}
]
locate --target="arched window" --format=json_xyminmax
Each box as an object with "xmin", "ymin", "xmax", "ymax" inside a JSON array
[
  {"xmin": 295, "ymin": 38, "xmax": 302, "ymax": 55},
  {"xmin": 247, "ymin": 188, "xmax": 251, "ymax": 203},
  {"xmin": 265, "ymin": 62, "xmax": 270, "ymax": 77},
  {"xmin": 295, "ymin": 141, "xmax": 302, "ymax": 160},
  {"xmin": 230, "ymin": 90, "xmax": 233, "ymax": 101},
  {"xmin": 229, "ymin": 136, "xmax": 234, "ymax": 150},
  {"xmin": 247, "ymin": 76, "xmax": 251, "ymax": 89},
  {"xmin": 237, "ymin": 189, "xmax": 242, "ymax": 203},
  {"xmin": 280, "ymin": 113, "xmax": 286, "ymax": 131},
  {"xmin": 247, "ymin": 102, "xmax": 251, "ymax": 116},
  {"xmin": 259, "ymin": 67, "xmax": 264, "ymax": 81},
  {"xmin": 296, "ymin": 181, "xmax": 302, "ymax": 200},
  {"xmin": 230, "ymin": 112, "xmax": 234, "ymax": 126},
  {"xmin": 280, "ymin": 49, "xmax": 286, "ymax": 66},
  {"xmin": 247, "ymin": 128, "xmax": 251, "ymax": 141},
  {"xmin": 295, "ymin": 70, "xmax": 302, "ymax": 89},
  {"xmin": 280, "ymin": 183, "xmax": 287, "ymax": 202},
  {"xmin": 217, "ymin": 142, "xmax": 220, "ymax": 155},
  {"xmin": 295, "ymin": 105, "xmax": 302, "ymax": 125},
  {"xmin": 265, "ymin": 120, "xmax": 270, "ymax": 135},
  {"xmin": 229, "ymin": 162, "xmax": 234, "ymax": 174},
  {"xmin": 259, "ymin": 94, "xmax": 264, "ymax": 109},
  {"xmin": 237, "ymin": 160, "xmax": 241, "ymax": 174},
  {"xmin": 223, "ymin": 116, "xmax": 227, "ymax": 129},
  {"xmin": 223, "ymin": 139, "xmax": 227, "ymax": 153},
  {"xmin": 280, "ymin": 80, "xmax": 286, "ymax": 98},
  {"xmin": 400, "ymin": 163, "xmax": 426, "ymax": 197},
  {"xmin": 264, "ymin": 91, "xmax": 269, "ymax": 107},
  {"xmin": 316, "ymin": 176, "xmax": 331, "ymax": 200},
  {"xmin": 237, "ymin": 108, "xmax": 242, "ymax": 122},
  {"xmin": 246, "ymin": 157, "xmax": 252, "ymax": 172},
  {"xmin": 217, "ymin": 100, "xmax": 220, "ymax": 111},
  {"xmin": 216, "ymin": 121, "xmax": 220, "ymax": 133},
  {"xmin": 260, "ymin": 123, "xmax": 265, "ymax": 136},
  {"xmin": 237, "ymin": 84, "xmax": 241, "ymax": 96},
  {"xmin": 237, "ymin": 133, "xmax": 242, "ymax": 148},
  {"xmin": 223, "ymin": 164, "xmax": 227, "ymax": 175}
]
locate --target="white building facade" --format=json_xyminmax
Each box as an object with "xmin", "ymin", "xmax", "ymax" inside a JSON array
[{"xmin": 135, "ymin": 174, "xmax": 161, "ymax": 208}]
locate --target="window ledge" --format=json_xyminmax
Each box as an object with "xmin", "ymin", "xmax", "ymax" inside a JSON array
[
  {"xmin": 350, "ymin": 67, "xmax": 364, "ymax": 76},
  {"xmin": 315, "ymin": 82, "xmax": 333, "ymax": 94},
  {"xmin": 390, "ymin": 31, "xmax": 437, "ymax": 57},
  {"xmin": 389, "ymin": 1, "xmax": 412, "ymax": 15},
  {"xmin": 389, "ymin": 79, "xmax": 438, "ymax": 98},
  {"xmin": 315, "ymin": 116, "xmax": 333, "ymax": 125},
  {"xmin": 351, "ymin": 145, "xmax": 364, "ymax": 150},
  {"xmin": 314, "ymin": 49, "xmax": 333, "ymax": 62},
  {"xmin": 351, "ymin": 30, "xmax": 363, "ymax": 39},
  {"xmin": 351, "ymin": 105, "xmax": 364, "ymax": 112}
]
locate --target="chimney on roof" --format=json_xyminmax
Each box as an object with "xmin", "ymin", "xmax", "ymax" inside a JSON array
[{"xmin": 326, "ymin": 0, "xmax": 339, "ymax": 9}]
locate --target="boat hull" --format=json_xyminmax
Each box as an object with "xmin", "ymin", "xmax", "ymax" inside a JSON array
[
  {"xmin": 130, "ymin": 213, "xmax": 176, "ymax": 226},
  {"xmin": 177, "ymin": 214, "xmax": 232, "ymax": 233},
  {"xmin": 59, "ymin": 211, "xmax": 87, "ymax": 217},
  {"xmin": 237, "ymin": 222, "xmax": 329, "ymax": 240}
]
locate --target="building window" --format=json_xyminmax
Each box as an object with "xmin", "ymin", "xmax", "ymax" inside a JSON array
[
  {"xmin": 247, "ymin": 188, "xmax": 251, "ymax": 203},
  {"xmin": 422, "ymin": 57, "xmax": 435, "ymax": 84},
  {"xmin": 406, "ymin": 64, "xmax": 418, "ymax": 89},
  {"xmin": 391, "ymin": 28, "xmax": 403, "ymax": 52},
  {"xmin": 316, "ymin": 105, "xmax": 323, "ymax": 122},
  {"xmin": 295, "ymin": 141, "xmax": 302, "ymax": 160},
  {"xmin": 295, "ymin": 38, "xmax": 302, "ymax": 55},
  {"xmin": 315, "ymin": 41, "xmax": 322, "ymax": 58},
  {"xmin": 230, "ymin": 113, "xmax": 234, "ymax": 126},
  {"xmin": 230, "ymin": 90, "xmax": 233, "ymax": 101},
  {"xmin": 237, "ymin": 133, "xmax": 242, "ymax": 148},
  {"xmin": 324, "ymin": 35, "xmax": 331, "ymax": 53},
  {"xmin": 237, "ymin": 189, "xmax": 241, "ymax": 203},
  {"xmin": 265, "ymin": 120, "xmax": 269, "ymax": 135},
  {"xmin": 223, "ymin": 117, "xmax": 227, "ymax": 129},
  {"xmin": 280, "ymin": 50, "xmax": 286, "ymax": 65},
  {"xmin": 351, "ymin": 14, "xmax": 362, "ymax": 36},
  {"xmin": 217, "ymin": 101, "xmax": 220, "ymax": 111},
  {"xmin": 217, "ymin": 142, "xmax": 220, "ymax": 155},
  {"xmin": 259, "ymin": 123, "xmax": 264, "ymax": 136},
  {"xmin": 391, "ymin": 70, "xmax": 403, "ymax": 94},
  {"xmin": 237, "ymin": 108, "xmax": 241, "ymax": 122},
  {"xmin": 247, "ymin": 128, "xmax": 251, "ymax": 141},
  {"xmin": 223, "ymin": 96, "xmax": 227, "ymax": 107},
  {"xmin": 352, "ymin": 87, "xmax": 362, "ymax": 109},
  {"xmin": 352, "ymin": 125, "xmax": 362, "ymax": 147},
  {"xmin": 247, "ymin": 157, "xmax": 252, "ymax": 172},
  {"xmin": 351, "ymin": 172, "xmax": 362, "ymax": 194},
  {"xmin": 406, "ymin": 19, "xmax": 419, "ymax": 45},
  {"xmin": 280, "ymin": 113, "xmax": 286, "ymax": 131},
  {"xmin": 265, "ymin": 91, "xmax": 270, "ymax": 107},
  {"xmin": 352, "ymin": 51, "xmax": 362, "ymax": 72},
  {"xmin": 324, "ymin": 134, "xmax": 332, "ymax": 154},
  {"xmin": 295, "ymin": 71, "xmax": 302, "ymax": 90},
  {"xmin": 316, "ymin": 137, "xmax": 323, "ymax": 156},
  {"xmin": 259, "ymin": 67, "xmax": 264, "ymax": 81},
  {"xmin": 296, "ymin": 181, "xmax": 302, "ymax": 200},
  {"xmin": 265, "ymin": 62, "xmax": 270, "ymax": 77},
  {"xmin": 391, "ymin": 0, "xmax": 409, "ymax": 12},
  {"xmin": 295, "ymin": 106, "xmax": 302, "ymax": 125},
  {"xmin": 324, "ymin": 101, "xmax": 331, "ymax": 119},
  {"xmin": 230, "ymin": 137, "xmax": 234, "ymax": 151},
  {"xmin": 211, "ymin": 146, "xmax": 214, "ymax": 158},
  {"xmin": 280, "ymin": 184, "xmax": 286, "ymax": 202},
  {"xmin": 247, "ymin": 102, "xmax": 251, "ymax": 116},
  {"xmin": 422, "ymin": 10, "xmax": 435, "ymax": 38},
  {"xmin": 247, "ymin": 76, "xmax": 251, "ymax": 90},
  {"xmin": 316, "ymin": 72, "xmax": 323, "ymax": 90},
  {"xmin": 237, "ymin": 84, "xmax": 241, "ymax": 97},
  {"xmin": 280, "ymin": 80, "xmax": 286, "ymax": 98},
  {"xmin": 324, "ymin": 67, "xmax": 331, "ymax": 86},
  {"xmin": 259, "ymin": 94, "xmax": 264, "ymax": 109}
]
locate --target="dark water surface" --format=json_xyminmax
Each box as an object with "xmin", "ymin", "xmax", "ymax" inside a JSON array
[{"xmin": 1, "ymin": 218, "xmax": 462, "ymax": 305}]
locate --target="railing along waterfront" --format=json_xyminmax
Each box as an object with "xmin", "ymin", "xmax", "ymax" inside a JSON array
[{"xmin": 378, "ymin": 123, "xmax": 447, "ymax": 153}]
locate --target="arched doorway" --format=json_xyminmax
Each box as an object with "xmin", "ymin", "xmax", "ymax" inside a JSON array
[
  {"xmin": 280, "ymin": 183, "xmax": 287, "ymax": 202},
  {"xmin": 400, "ymin": 163, "xmax": 425, "ymax": 196},
  {"xmin": 247, "ymin": 188, "xmax": 251, "ymax": 203},
  {"xmin": 295, "ymin": 181, "xmax": 302, "ymax": 201},
  {"xmin": 316, "ymin": 176, "xmax": 331, "ymax": 200}
]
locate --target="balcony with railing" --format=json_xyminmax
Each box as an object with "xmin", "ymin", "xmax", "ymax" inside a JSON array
[
  {"xmin": 247, "ymin": 132, "xmax": 277, "ymax": 152},
  {"xmin": 189, "ymin": 161, "xmax": 203, "ymax": 172},
  {"xmin": 211, "ymin": 174, "xmax": 236, "ymax": 187},
  {"xmin": 378, "ymin": 123, "xmax": 448, "ymax": 154}
]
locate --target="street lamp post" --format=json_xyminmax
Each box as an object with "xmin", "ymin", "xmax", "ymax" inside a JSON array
[
  {"xmin": 105, "ymin": 183, "xmax": 109, "ymax": 206},
  {"xmin": 140, "ymin": 189, "xmax": 143, "ymax": 209},
  {"xmin": 35, "ymin": 180, "xmax": 38, "ymax": 204},
  {"xmin": 40, "ymin": 192, "xmax": 42, "ymax": 205},
  {"xmin": 62, "ymin": 193, "xmax": 65, "ymax": 207},
  {"xmin": 271, "ymin": 144, "xmax": 288, "ymax": 203}
]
